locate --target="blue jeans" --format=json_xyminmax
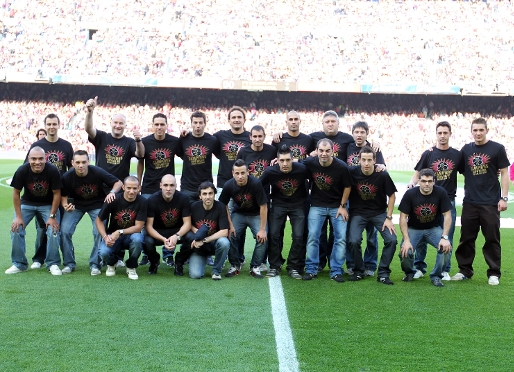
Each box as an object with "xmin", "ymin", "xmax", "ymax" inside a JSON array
[
  {"xmin": 345, "ymin": 220, "xmax": 378, "ymax": 271},
  {"xmin": 306, "ymin": 207, "xmax": 347, "ymax": 277},
  {"xmin": 228, "ymin": 213, "xmax": 267, "ymax": 267},
  {"xmin": 399, "ymin": 226, "xmax": 450, "ymax": 280},
  {"xmin": 60, "ymin": 208, "xmax": 101, "ymax": 269},
  {"xmin": 414, "ymin": 200, "xmax": 456, "ymax": 273},
  {"xmin": 10, "ymin": 204, "xmax": 61, "ymax": 270},
  {"xmin": 348, "ymin": 213, "xmax": 397, "ymax": 278},
  {"xmin": 99, "ymin": 233, "xmax": 143, "ymax": 269},
  {"xmin": 188, "ymin": 237, "xmax": 230, "ymax": 278}
]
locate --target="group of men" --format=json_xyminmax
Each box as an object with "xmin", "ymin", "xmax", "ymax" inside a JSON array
[{"xmin": 5, "ymin": 100, "xmax": 510, "ymax": 286}]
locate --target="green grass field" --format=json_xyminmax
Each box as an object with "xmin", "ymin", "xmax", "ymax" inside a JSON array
[{"xmin": 1, "ymin": 159, "xmax": 513, "ymax": 371}]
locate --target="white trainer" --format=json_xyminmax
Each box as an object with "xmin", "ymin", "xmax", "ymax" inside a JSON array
[
  {"xmin": 49, "ymin": 265, "xmax": 62, "ymax": 276},
  {"xmin": 413, "ymin": 270, "xmax": 424, "ymax": 279},
  {"xmin": 259, "ymin": 263, "xmax": 268, "ymax": 272},
  {"xmin": 441, "ymin": 272, "xmax": 451, "ymax": 281},
  {"xmin": 116, "ymin": 260, "xmax": 125, "ymax": 268},
  {"xmin": 5, "ymin": 265, "xmax": 26, "ymax": 274},
  {"xmin": 91, "ymin": 267, "xmax": 101, "ymax": 276},
  {"xmin": 488, "ymin": 275, "xmax": 499, "ymax": 286},
  {"xmin": 126, "ymin": 268, "xmax": 138, "ymax": 280},
  {"xmin": 62, "ymin": 266, "xmax": 72, "ymax": 274},
  {"xmin": 30, "ymin": 262, "xmax": 42, "ymax": 269},
  {"xmin": 106, "ymin": 265, "xmax": 116, "ymax": 277}
]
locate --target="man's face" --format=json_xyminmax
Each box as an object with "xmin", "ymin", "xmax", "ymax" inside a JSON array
[
  {"xmin": 317, "ymin": 143, "xmax": 334, "ymax": 166},
  {"xmin": 419, "ymin": 175, "xmax": 435, "ymax": 195},
  {"xmin": 353, "ymin": 127, "xmax": 367, "ymax": 146},
  {"xmin": 123, "ymin": 180, "xmax": 140, "ymax": 201},
  {"xmin": 199, "ymin": 187, "xmax": 215, "ymax": 207},
  {"xmin": 278, "ymin": 153, "xmax": 293, "ymax": 173},
  {"xmin": 160, "ymin": 175, "xmax": 176, "ymax": 201},
  {"xmin": 45, "ymin": 118, "xmax": 59, "ymax": 137},
  {"xmin": 233, "ymin": 165, "xmax": 248, "ymax": 186},
  {"xmin": 360, "ymin": 152, "xmax": 375, "ymax": 174},
  {"xmin": 111, "ymin": 114, "xmax": 127, "ymax": 137},
  {"xmin": 229, "ymin": 110, "xmax": 245, "ymax": 132},
  {"xmin": 191, "ymin": 117, "xmax": 206, "ymax": 136},
  {"xmin": 286, "ymin": 113, "xmax": 300, "ymax": 133},
  {"xmin": 471, "ymin": 123, "xmax": 488, "ymax": 145},
  {"xmin": 436, "ymin": 126, "xmax": 451, "ymax": 146},
  {"xmin": 153, "ymin": 117, "xmax": 167, "ymax": 138},
  {"xmin": 72, "ymin": 155, "xmax": 90, "ymax": 176},
  {"xmin": 322, "ymin": 115, "xmax": 339, "ymax": 136},
  {"xmin": 28, "ymin": 149, "xmax": 45, "ymax": 173},
  {"xmin": 250, "ymin": 130, "xmax": 265, "ymax": 149}
]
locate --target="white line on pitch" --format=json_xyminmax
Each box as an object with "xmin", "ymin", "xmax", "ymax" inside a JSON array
[{"xmin": 268, "ymin": 277, "xmax": 300, "ymax": 372}]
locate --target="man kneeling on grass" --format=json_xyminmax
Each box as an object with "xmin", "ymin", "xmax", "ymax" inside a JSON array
[
  {"xmin": 398, "ymin": 169, "xmax": 452, "ymax": 287},
  {"xmin": 96, "ymin": 176, "xmax": 147, "ymax": 280}
]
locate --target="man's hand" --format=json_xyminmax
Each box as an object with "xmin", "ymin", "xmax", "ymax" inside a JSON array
[
  {"xmin": 191, "ymin": 240, "xmax": 204, "ymax": 249},
  {"xmin": 165, "ymin": 235, "xmax": 179, "ymax": 249},
  {"xmin": 382, "ymin": 219, "xmax": 396, "ymax": 235},
  {"xmin": 104, "ymin": 192, "xmax": 116, "ymax": 203},
  {"xmin": 336, "ymin": 205, "xmax": 349, "ymax": 221},
  {"xmin": 400, "ymin": 241, "xmax": 413, "ymax": 258},
  {"xmin": 498, "ymin": 199, "xmax": 508, "ymax": 212},
  {"xmin": 46, "ymin": 217, "xmax": 60, "ymax": 235},
  {"xmin": 85, "ymin": 96, "xmax": 97, "ymax": 112},
  {"xmin": 438, "ymin": 239, "xmax": 452, "ymax": 254},
  {"xmin": 180, "ymin": 129, "xmax": 189, "ymax": 138},
  {"xmin": 133, "ymin": 127, "xmax": 142, "ymax": 141},
  {"xmin": 375, "ymin": 164, "xmax": 386, "ymax": 172},
  {"xmin": 370, "ymin": 141, "xmax": 381, "ymax": 152},
  {"xmin": 11, "ymin": 216, "xmax": 25, "ymax": 233},
  {"xmin": 229, "ymin": 224, "xmax": 236, "ymax": 237},
  {"xmin": 104, "ymin": 234, "xmax": 116, "ymax": 247},
  {"xmin": 256, "ymin": 229, "xmax": 267, "ymax": 244},
  {"xmin": 63, "ymin": 202, "xmax": 75, "ymax": 212},
  {"xmin": 272, "ymin": 132, "xmax": 283, "ymax": 143},
  {"xmin": 406, "ymin": 182, "xmax": 417, "ymax": 189}
]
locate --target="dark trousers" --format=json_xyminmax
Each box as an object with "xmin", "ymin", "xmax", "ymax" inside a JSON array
[
  {"xmin": 456, "ymin": 203, "xmax": 501, "ymax": 278},
  {"xmin": 318, "ymin": 218, "xmax": 334, "ymax": 269}
]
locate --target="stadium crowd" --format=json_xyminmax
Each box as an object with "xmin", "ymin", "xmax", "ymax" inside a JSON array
[{"xmin": 1, "ymin": 1, "xmax": 513, "ymax": 87}]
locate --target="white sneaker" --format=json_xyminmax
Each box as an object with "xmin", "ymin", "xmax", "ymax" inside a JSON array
[
  {"xmin": 49, "ymin": 265, "xmax": 62, "ymax": 276},
  {"xmin": 62, "ymin": 266, "xmax": 72, "ymax": 274},
  {"xmin": 441, "ymin": 271, "xmax": 451, "ymax": 281},
  {"xmin": 364, "ymin": 270, "xmax": 375, "ymax": 277},
  {"xmin": 451, "ymin": 272, "xmax": 468, "ymax": 281},
  {"xmin": 106, "ymin": 265, "xmax": 116, "ymax": 277},
  {"xmin": 30, "ymin": 262, "xmax": 42, "ymax": 269},
  {"xmin": 488, "ymin": 275, "xmax": 499, "ymax": 286},
  {"xmin": 346, "ymin": 268, "xmax": 354, "ymax": 276},
  {"xmin": 91, "ymin": 267, "xmax": 101, "ymax": 276},
  {"xmin": 212, "ymin": 273, "xmax": 222, "ymax": 280},
  {"xmin": 5, "ymin": 265, "xmax": 26, "ymax": 274},
  {"xmin": 259, "ymin": 263, "xmax": 268, "ymax": 272},
  {"xmin": 413, "ymin": 270, "xmax": 424, "ymax": 279},
  {"xmin": 126, "ymin": 268, "xmax": 138, "ymax": 280},
  {"xmin": 116, "ymin": 260, "xmax": 125, "ymax": 268}
]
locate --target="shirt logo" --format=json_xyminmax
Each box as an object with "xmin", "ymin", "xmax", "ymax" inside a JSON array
[
  {"xmin": 223, "ymin": 141, "xmax": 245, "ymax": 161},
  {"xmin": 289, "ymin": 145, "xmax": 308, "ymax": 160},
  {"xmin": 312, "ymin": 172, "xmax": 333, "ymax": 191},
  {"xmin": 46, "ymin": 151, "xmax": 65, "ymax": 171},
  {"xmin": 185, "ymin": 144, "xmax": 209, "ymax": 165},
  {"xmin": 28, "ymin": 181, "xmax": 49, "ymax": 197},
  {"xmin": 150, "ymin": 148, "xmax": 172, "ymax": 169},
  {"xmin": 76, "ymin": 184, "xmax": 99, "ymax": 199},
  {"xmin": 356, "ymin": 182, "xmax": 378, "ymax": 200},
  {"xmin": 114, "ymin": 209, "xmax": 137, "ymax": 228},
  {"xmin": 276, "ymin": 178, "xmax": 299, "ymax": 197},
  {"xmin": 195, "ymin": 219, "xmax": 218, "ymax": 236},
  {"xmin": 104, "ymin": 145, "xmax": 125, "ymax": 165},
  {"xmin": 431, "ymin": 158, "xmax": 455, "ymax": 181},
  {"xmin": 414, "ymin": 204, "xmax": 437, "ymax": 223},
  {"xmin": 235, "ymin": 193, "xmax": 254, "ymax": 209},
  {"xmin": 467, "ymin": 153, "xmax": 490, "ymax": 176},
  {"xmin": 248, "ymin": 160, "xmax": 270, "ymax": 178},
  {"xmin": 160, "ymin": 208, "xmax": 180, "ymax": 227},
  {"xmin": 347, "ymin": 153, "xmax": 360, "ymax": 167}
]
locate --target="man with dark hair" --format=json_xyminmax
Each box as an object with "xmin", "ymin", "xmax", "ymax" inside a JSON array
[
  {"xmin": 176, "ymin": 111, "xmax": 218, "ymax": 203},
  {"xmin": 452, "ymin": 118, "xmax": 510, "ymax": 285},
  {"xmin": 219, "ymin": 159, "xmax": 268, "ymax": 279},
  {"xmin": 407, "ymin": 121, "xmax": 461, "ymax": 281},
  {"xmin": 174, "ymin": 182, "xmax": 230, "ymax": 280},
  {"xmin": 301, "ymin": 138, "xmax": 351, "ymax": 282},
  {"xmin": 237, "ymin": 125, "xmax": 276, "ymax": 179},
  {"xmin": 96, "ymin": 176, "xmax": 147, "ymax": 280},
  {"xmin": 347, "ymin": 146, "xmax": 397, "ymax": 285},
  {"xmin": 398, "ymin": 168, "xmax": 452, "ymax": 287},
  {"xmin": 144, "ymin": 174, "xmax": 192, "ymax": 275},
  {"xmin": 6, "ymin": 147, "xmax": 63, "ymax": 275},
  {"xmin": 60, "ymin": 150, "xmax": 122, "ymax": 275},
  {"xmin": 260, "ymin": 145, "xmax": 310, "ymax": 279},
  {"xmin": 272, "ymin": 111, "xmax": 314, "ymax": 160}
]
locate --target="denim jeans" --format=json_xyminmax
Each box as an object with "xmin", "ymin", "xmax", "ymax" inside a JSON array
[
  {"xmin": 141, "ymin": 193, "xmax": 173, "ymax": 261},
  {"xmin": 399, "ymin": 226, "xmax": 449, "ymax": 280},
  {"xmin": 10, "ymin": 204, "xmax": 61, "ymax": 270},
  {"xmin": 348, "ymin": 213, "xmax": 397, "ymax": 278},
  {"xmin": 414, "ymin": 200, "xmax": 456, "ymax": 273},
  {"xmin": 306, "ymin": 207, "xmax": 347, "ymax": 277},
  {"xmin": 228, "ymin": 213, "xmax": 267, "ymax": 267},
  {"xmin": 187, "ymin": 237, "xmax": 230, "ymax": 278},
  {"xmin": 60, "ymin": 208, "xmax": 101, "ymax": 269},
  {"xmin": 99, "ymin": 233, "xmax": 143, "ymax": 269},
  {"xmin": 345, "ymin": 220, "xmax": 379, "ymax": 271}
]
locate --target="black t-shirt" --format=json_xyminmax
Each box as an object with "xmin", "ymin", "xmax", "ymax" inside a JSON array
[
  {"xmin": 89, "ymin": 130, "xmax": 137, "ymax": 181},
  {"xmin": 147, "ymin": 190, "xmax": 191, "ymax": 237},
  {"xmin": 98, "ymin": 194, "xmax": 147, "ymax": 234},
  {"xmin": 11, "ymin": 163, "xmax": 62, "ymax": 206},
  {"xmin": 346, "ymin": 142, "xmax": 386, "ymax": 168},
  {"xmin": 414, "ymin": 147, "xmax": 461, "ymax": 199},
  {"xmin": 302, "ymin": 156, "xmax": 351, "ymax": 208},
  {"xmin": 272, "ymin": 133, "xmax": 314, "ymax": 160},
  {"xmin": 176, "ymin": 133, "xmax": 218, "ymax": 191},
  {"xmin": 459, "ymin": 140, "xmax": 510, "ymax": 205},
  {"xmin": 190, "ymin": 200, "xmax": 230, "ymax": 236},
  {"xmin": 61, "ymin": 166, "xmax": 119, "ymax": 211},
  {"xmin": 213, "ymin": 130, "xmax": 252, "ymax": 188},
  {"xmin": 141, "ymin": 134, "xmax": 180, "ymax": 194},
  {"xmin": 236, "ymin": 144, "xmax": 277, "ymax": 179},
  {"xmin": 309, "ymin": 131, "xmax": 354, "ymax": 160},
  {"xmin": 219, "ymin": 176, "xmax": 268, "ymax": 215},
  {"xmin": 27, "ymin": 138, "xmax": 74, "ymax": 175},
  {"xmin": 260, "ymin": 162, "xmax": 310, "ymax": 207},
  {"xmin": 398, "ymin": 185, "xmax": 452, "ymax": 230},
  {"xmin": 348, "ymin": 167, "xmax": 397, "ymax": 217}
]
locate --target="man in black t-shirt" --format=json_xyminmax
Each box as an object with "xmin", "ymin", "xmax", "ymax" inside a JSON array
[
  {"xmin": 96, "ymin": 176, "xmax": 147, "ymax": 280},
  {"xmin": 174, "ymin": 182, "xmax": 230, "ymax": 280},
  {"xmin": 347, "ymin": 146, "xmax": 397, "ymax": 285},
  {"xmin": 145, "ymin": 174, "xmax": 192, "ymax": 275},
  {"xmin": 60, "ymin": 150, "xmax": 122, "ymax": 275},
  {"xmin": 398, "ymin": 169, "xmax": 452, "ymax": 287},
  {"xmin": 452, "ymin": 118, "xmax": 510, "ymax": 285},
  {"xmin": 407, "ymin": 121, "xmax": 462, "ymax": 281},
  {"xmin": 6, "ymin": 147, "xmax": 63, "ymax": 275},
  {"xmin": 219, "ymin": 160, "xmax": 268, "ymax": 279},
  {"xmin": 272, "ymin": 111, "xmax": 314, "ymax": 160},
  {"xmin": 236, "ymin": 125, "xmax": 276, "ymax": 179}
]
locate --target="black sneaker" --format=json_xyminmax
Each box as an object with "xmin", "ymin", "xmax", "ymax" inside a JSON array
[
  {"xmin": 266, "ymin": 268, "xmax": 279, "ymax": 278},
  {"xmin": 402, "ymin": 274, "xmax": 414, "ymax": 282},
  {"xmin": 148, "ymin": 263, "xmax": 159, "ymax": 275},
  {"xmin": 302, "ymin": 273, "xmax": 317, "ymax": 281},
  {"xmin": 331, "ymin": 274, "xmax": 345, "ymax": 283},
  {"xmin": 174, "ymin": 264, "xmax": 184, "ymax": 276},
  {"xmin": 250, "ymin": 266, "xmax": 264, "ymax": 279},
  {"xmin": 431, "ymin": 278, "xmax": 444, "ymax": 287},
  {"xmin": 139, "ymin": 255, "xmax": 149, "ymax": 266},
  {"xmin": 164, "ymin": 257, "xmax": 175, "ymax": 268},
  {"xmin": 377, "ymin": 277, "xmax": 394, "ymax": 285},
  {"xmin": 348, "ymin": 273, "xmax": 364, "ymax": 281},
  {"xmin": 225, "ymin": 265, "xmax": 240, "ymax": 278}
]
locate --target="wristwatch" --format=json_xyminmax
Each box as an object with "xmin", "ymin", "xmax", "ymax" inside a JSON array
[
  {"xmin": 386, "ymin": 215, "xmax": 393, "ymax": 220},
  {"xmin": 175, "ymin": 233, "xmax": 181, "ymax": 240},
  {"xmin": 202, "ymin": 238, "xmax": 208, "ymax": 243},
  {"xmin": 118, "ymin": 229, "xmax": 124, "ymax": 236},
  {"xmin": 340, "ymin": 203, "xmax": 347, "ymax": 208},
  {"xmin": 49, "ymin": 214, "xmax": 57, "ymax": 218},
  {"xmin": 441, "ymin": 235, "xmax": 449, "ymax": 240},
  {"xmin": 502, "ymin": 196, "xmax": 508, "ymax": 202}
]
